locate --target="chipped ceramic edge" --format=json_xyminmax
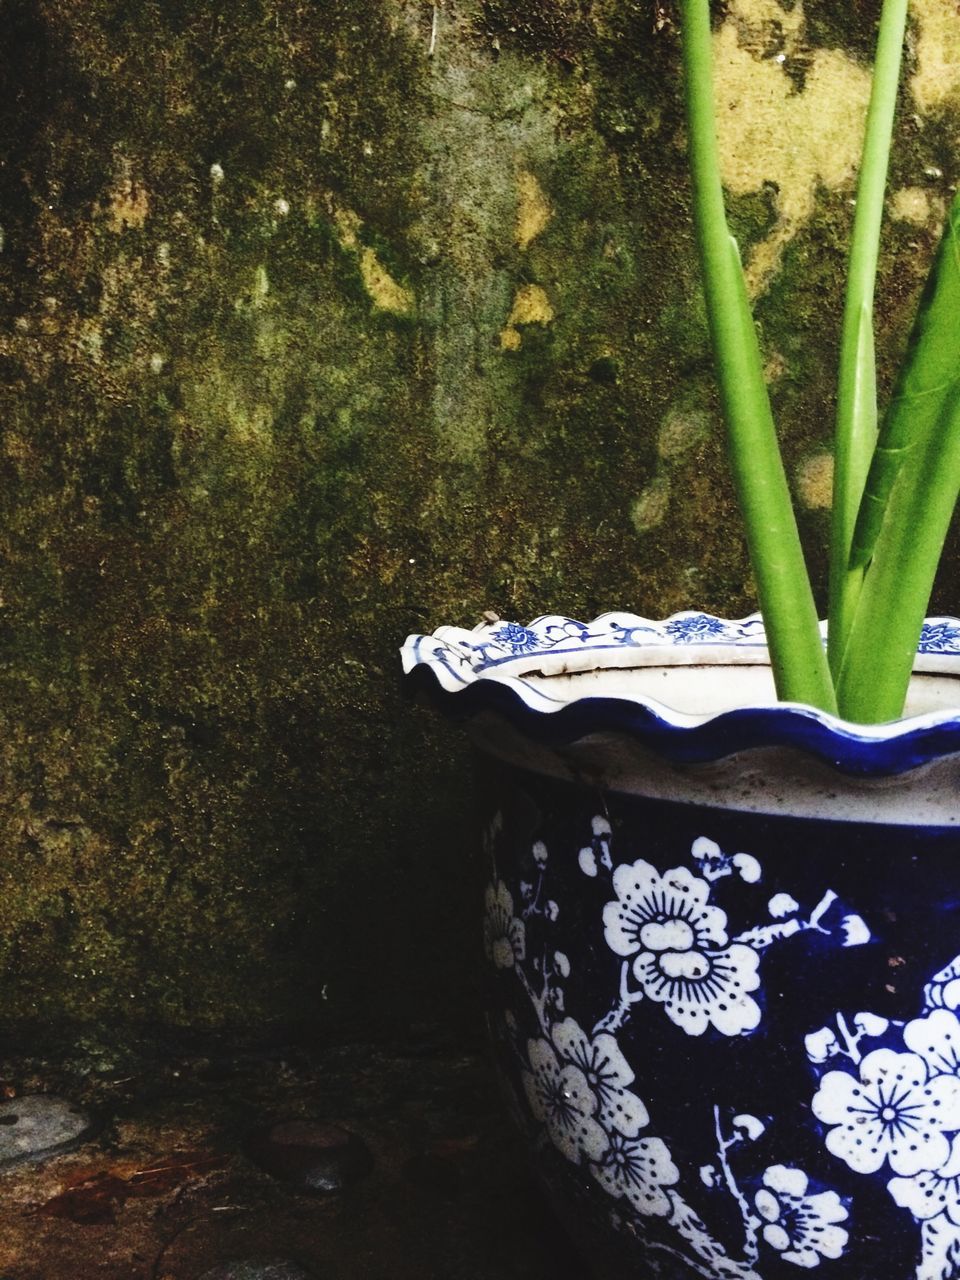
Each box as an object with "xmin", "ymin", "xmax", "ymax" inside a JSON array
[{"xmin": 400, "ymin": 612, "xmax": 960, "ymax": 776}]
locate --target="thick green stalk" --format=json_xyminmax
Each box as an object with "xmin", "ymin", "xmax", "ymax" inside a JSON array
[
  {"xmin": 827, "ymin": 0, "xmax": 908, "ymax": 682},
  {"xmin": 681, "ymin": 0, "xmax": 836, "ymax": 712},
  {"xmin": 851, "ymin": 190, "xmax": 960, "ymax": 568},
  {"xmin": 837, "ymin": 382, "xmax": 960, "ymax": 722}
]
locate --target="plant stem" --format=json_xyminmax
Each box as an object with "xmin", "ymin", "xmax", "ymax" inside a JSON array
[
  {"xmin": 681, "ymin": 0, "xmax": 836, "ymax": 712},
  {"xmin": 850, "ymin": 190, "xmax": 960, "ymax": 569},
  {"xmin": 827, "ymin": 0, "xmax": 909, "ymax": 682},
  {"xmin": 836, "ymin": 381, "xmax": 960, "ymax": 722}
]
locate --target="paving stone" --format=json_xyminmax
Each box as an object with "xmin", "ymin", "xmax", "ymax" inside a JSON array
[
  {"xmin": 198, "ymin": 1262, "xmax": 315, "ymax": 1280},
  {"xmin": 0, "ymin": 1095, "xmax": 98, "ymax": 1167},
  {"xmin": 244, "ymin": 1119, "xmax": 373, "ymax": 1193}
]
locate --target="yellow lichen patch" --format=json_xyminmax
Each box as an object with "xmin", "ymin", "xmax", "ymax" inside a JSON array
[
  {"xmin": 107, "ymin": 173, "xmax": 149, "ymax": 232},
  {"xmin": 331, "ymin": 205, "xmax": 414, "ymax": 316},
  {"xmin": 75, "ymin": 320, "xmax": 103, "ymax": 363},
  {"xmin": 727, "ymin": 0, "xmax": 804, "ymax": 47},
  {"xmin": 713, "ymin": 0, "xmax": 872, "ymax": 295},
  {"xmin": 333, "ymin": 208, "xmax": 362, "ymax": 250},
  {"xmin": 516, "ymin": 169, "xmax": 552, "ymax": 249},
  {"xmin": 499, "ymin": 284, "xmax": 554, "ymax": 350},
  {"xmin": 890, "ymin": 186, "xmax": 933, "ymax": 226},
  {"xmin": 796, "ymin": 450, "xmax": 834, "ymax": 510},
  {"xmin": 631, "ymin": 475, "xmax": 672, "ymax": 532},
  {"xmin": 657, "ymin": 409, "xmax": 711, "ymax": 461},
  {"xmin": 252, "ymin": 264, "xmax": 270, "ymax": 306},
  {"xmin": 357, "ymin": 248, "xmax": 415, "ymax": 316},
  {"xmin": 508, "ymin": 284, "xmax": 554, "ymax": 325},
  {"xmin": 186, "ymin": 362, "xmax": 275, "ymax": 451},
  {"xmin": 233, "ymin": 264, "xmax": 271, "ymax": 319},
  {"xmin": 910, "ymin": 0, "xmax": 960, "ymax": 113}
]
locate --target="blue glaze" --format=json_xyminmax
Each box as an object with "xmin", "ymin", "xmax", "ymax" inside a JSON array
[{"xmin": 479, "ymin": 755, "xmax": 960, "ymax": 1280}]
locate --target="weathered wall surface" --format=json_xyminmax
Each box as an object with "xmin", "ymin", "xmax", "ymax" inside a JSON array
[{"xmin": 2, "ymin": 0, "xmax": 960, "ymax": 1049}]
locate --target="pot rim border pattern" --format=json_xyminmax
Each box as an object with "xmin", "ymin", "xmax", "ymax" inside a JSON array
[{"xmin": 400, "ymin": 611, "xmax": 960, "ymax": 777}]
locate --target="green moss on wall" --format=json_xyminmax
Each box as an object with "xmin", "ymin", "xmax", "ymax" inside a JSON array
[{"xmin": 1, "ymin": 0, "xmax": 959, "ymax": 1051}]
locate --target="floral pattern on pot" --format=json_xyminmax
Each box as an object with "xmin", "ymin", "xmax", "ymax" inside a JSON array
[
  {"xmin": 481, "ymin": 766, "xmax": 960, "ymax": 1280},
  {"xmin": 483, "ymin": 879, "xmax": 526, "ymax": 970},
  {"xmin": 400, "ymin": 613, "xmax": 960, "ymax": 777},
  {"xmin": 423, "ymin": 611, "xmax": 960, "ymax": 675},
  {"xmin": 485, "ymin": 814, "xmax": 868, "ymax": 1279},
  {"xmin": 806, "ymin": 968, "xmax": 960, "ymax": 1276},
  {"xmin": 592, "ymin": 838, "xmax": 860, "ymax": 1041},
  {"xmin": 753, "ymin": 1165, "xmax": 849, "ymax": 1268},
  {"xmin": 602, "ymin": 858, "xmax": 762, "ymax": 1037}
]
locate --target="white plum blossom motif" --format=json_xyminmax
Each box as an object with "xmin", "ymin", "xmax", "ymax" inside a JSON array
[
  {"xmin": 805, "ymin": 1027, "xmax": 840, "ymax": 1065},
  {"xmin": 839, "ymin": 915, "xmax": 871, "ymax": 948},
  {"xmin": 754, "ymin": 1165, "xmax": 849, "ymax": 1269},
  {"xmin": 522, "ymin": 1021, "xmax": 685, "ymax": 1223},
  {"xmin": 603, "ymin": 859, "xmax": 761, "ymax": 1037},
  {"xmin": 551, "ymin": 1018, "xmax": 651, "ymax": 1138},
  {"xmin": 604, "ymin": 859, "xmax": 728, "ymax": 954},
  {"xmin": 805, "ymin": 1012, "xmax": 891, "ymax": 1067},
  {"xmin": 853, "ymin": 1011, "xmax": 890, "ymax": 1039},
  {"xmin": 888, "ymin": 1134, "xmax": 960, "ymax": 1226},
  {"xmin": 490, "ymin": 813, "xmax": 856, "ymax": 1279},
  {"xmin": 521, "ymin": 1035, "xmax": 608, "ymax": 1164},
  {"xmin": 691, "ymin": 836, "xmax": 761, "ymax": 885},
  {"xmin": 579, "ymin": 816, "xmax": 613, "ymax": 879},
  {"xmin": 903, "ymin": 1009, "xmax": 960, "ymax": 1078},
  {"xmin": 483, "ymin": 880, "xmax": 526, "ymax": 969},
  {"xmin": 634, "ymin": 942, "xmax": 761, "ymax": 1038},
  {"xmin": 809, "ymin": 983, "xmax": 960, "ymax": 1276},
  {"xmin": 925, "ymin": 955, "xmax": 960, "ymax": 1013},
  {"xmin": 691, "ymin": 836, "xmax": 730, "ymax": 882},
  {"xmin": 733, "ymin": 1114, "xmax": 767, "ymax": 1143},
  {"xmin": 811, "ymin": 1048, "xmax": 960, "ymax": 1176},
  {"xmin": 591, "ymin": 1131, "xmax": 679, "ymax": 1218}
]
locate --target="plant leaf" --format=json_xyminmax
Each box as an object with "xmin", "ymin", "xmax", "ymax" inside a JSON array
[
  {"xmin": 850, "ymin": 191, "xmax": 960, "ymax": 568},
  {"xmin": 828, "ymin": 0, "xmax": 907, "ymax": 678},
  {"xmin": 837, "ymin": 377, "xmax": 960, "ymax": 721},
  {"xmin": 828, "ymin": 302, "xmax": 875, "ymax": 677},
  {"xmin": 681, "ymin": 0, "xmax": 835, "ymax": 713}
]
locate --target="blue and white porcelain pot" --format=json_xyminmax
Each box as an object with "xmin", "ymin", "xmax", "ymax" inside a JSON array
[{"xmin": 403, "ymin": 612, "xmax": 960, "ymax": 1280}]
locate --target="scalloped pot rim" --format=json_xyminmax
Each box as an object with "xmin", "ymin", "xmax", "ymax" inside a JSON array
[{"xmin": 400, "ymin": 611, "xmax": 960, "ymax": 777}]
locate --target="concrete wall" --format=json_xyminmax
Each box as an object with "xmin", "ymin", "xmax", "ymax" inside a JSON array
[{"xmin": 2, "ymin": 0, "xmax": 960, "ymax": 1050}]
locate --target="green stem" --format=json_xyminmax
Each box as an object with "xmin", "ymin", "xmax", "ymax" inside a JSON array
[
  {"xmin": 850, "ymin": 190, "xmax": 960, "ymax": 569},
  {"xmin": 827, "ymin": 0, "xmax": 908, "ymax": 682},
  {"xmin": 681, "ymin": 0, "xmax": 835, "ymax": 712},
  {"xmin": 836, "ymin": 381, "xmax": 960, "ymax": 722}
]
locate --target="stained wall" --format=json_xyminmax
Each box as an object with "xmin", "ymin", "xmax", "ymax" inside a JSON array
[{"xmin": 2, "ymin": 0, "xmax": 959, "ymax": 1048}]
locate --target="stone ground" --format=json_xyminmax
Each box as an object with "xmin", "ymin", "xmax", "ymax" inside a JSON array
[{"xmin": 0, "ymin": 1036, "xmax": 583, "ymax": 1279}]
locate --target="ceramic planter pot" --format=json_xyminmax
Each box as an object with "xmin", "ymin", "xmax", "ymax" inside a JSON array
[{"xmin": 402, "ymin": 612, "xmax": 960, "ymax": 1280}]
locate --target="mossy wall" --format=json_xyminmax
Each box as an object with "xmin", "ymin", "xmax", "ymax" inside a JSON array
[{"xmin": 2, "ymin": 0, "xmax": 960, "ymax": 1050}]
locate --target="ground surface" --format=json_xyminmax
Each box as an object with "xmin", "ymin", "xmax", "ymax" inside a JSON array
[{"xmin": 0, "ymin": 1040, "xmax": 582, "ymax": 1280}]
